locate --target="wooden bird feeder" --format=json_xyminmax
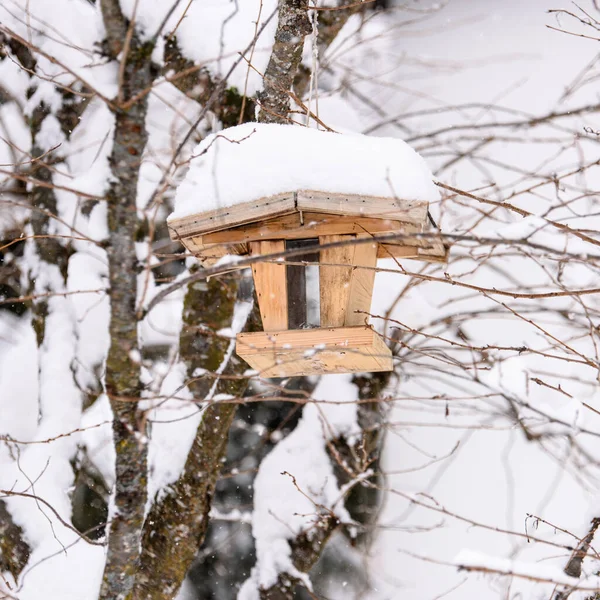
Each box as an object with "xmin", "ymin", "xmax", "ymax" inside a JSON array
[
  {"xmin": 168, "ymin": 189, "xmax": 446, "ymax": 377},
  {"xmin": 168, "ymin": 123, "xmax": 446, "ymax": 377}
]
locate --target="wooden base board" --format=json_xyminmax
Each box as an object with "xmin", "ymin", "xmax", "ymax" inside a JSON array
[{"xmin": 236, "ymin": 326, "xmax": 392, "ymax": 377}]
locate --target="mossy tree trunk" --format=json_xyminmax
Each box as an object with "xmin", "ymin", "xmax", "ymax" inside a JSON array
[
  {"xmin": 134, "ymin": 276, "xmax": 260, "ymax": 599},
  {"xmin": 98, "ymin": 1, "xmax": 158, "ymax": 597}
]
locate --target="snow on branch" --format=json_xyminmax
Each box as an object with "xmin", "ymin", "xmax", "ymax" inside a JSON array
[{"xmin": 455, "ymin": 549, "xmax": 600, "ymax": 594}]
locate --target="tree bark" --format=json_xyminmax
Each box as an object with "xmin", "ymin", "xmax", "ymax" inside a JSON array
[
  {"xmin": 134, "ymin": 276, "xmax": 260, "ymax": 599},
  {"xmin": 98, "ymin": 2, "xmax": 158, "ymax": 598},
  {"xmin": 554, "ymin": 517, "xmax": 600, "ymax": 600},
  {"xmin": 0, "ymin": 499, "xmax": 30, "ymax": 582},
  {"xmin": 100, "ymin": 0, "xmax": 128, "ymax": 59},
  {"xmin": 258, "ymin": 0, "xmax": 312, "ymax": 123},
  {"xmin": 260, "ymin": 514, "xmax": 340, "ymax": 600},
  {"xmin": 294, "ymin": 2, "xmax": 365, "ymax": 99},
  {"xmin": 163, "ymin": 38, "xmax": 254, "ymax": 127}
]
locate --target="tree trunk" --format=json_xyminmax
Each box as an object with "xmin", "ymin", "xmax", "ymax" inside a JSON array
[
  {"xmin": 134, "ymin": 276, "xmax": 260, "ymax": 599},
  {"xmin": 258, "ymin": 0, "xmax": 312, "ymax": 123},
  {"xmin": 98, "ymin": 2, "xmax": 158, "ymax": 597}
]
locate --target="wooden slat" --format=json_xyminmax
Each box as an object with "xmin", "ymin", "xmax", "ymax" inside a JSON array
[
  {"xmin": 169, "ymin": 189, "xmax": 447, "ymax": 265},
  {"xmin": 250, "ymin": 240, "xmax": 288, "ymax": 331},
  {"xmin": 236, "ymin": 326, "xmax": 392, "ymax": 377},
  {"xmin": 319, "ymin": 234, "xmax": 379, "ymax": 327},
  {"xmin": 169, "ymin": 190, "xmax": 428, "ymax": 240},
  {"xmin": 345, "ymin": 235, "xmax": 378, "ymax": 326},
  {"xmin": 181, "ymin": 237, "xmax": 248, "ymax": 266},
  {"xmin": 182, "ymin": 236, "xmax": 208, "ymax": 255},
  {"xmin": 188, "ymin": 237, "xmax": 249, "ymax": 257},
  {"xmin": 297, "ymin": 190, "xmax": 428, "ymax": 225},
  {"xmin": 184, "ymin": 235, "xmax": 445, "ymax": 267},
  {"xmin": 319, "ymin": 234, "xmax": 354, "ymax": 327},
  {"xmin": 377, "ymin": 244, "xmax": 421, "ymax": 260},
  {"xmin": 378, "ymin": 243, "xmax": 447, "ymax": 262},
  {"xmin": 201, "ymin": 213, "xmax": 410, "ymax": 244},
  {"xmin": 167, "ymin": 192, "xmax": 296, "ymax": 240},
  {"xmin": 417, "ymin": 237, "xmax": 448, "ymax": 261}
]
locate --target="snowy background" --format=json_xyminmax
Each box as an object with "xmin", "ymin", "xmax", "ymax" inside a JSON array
[
  {"xmin": 1, "ymin": 0, "xmax": 600, "ymax": 599},
  {"xmin": 368, "ymin": 2, "xmax": 600, "ymax": 598}
]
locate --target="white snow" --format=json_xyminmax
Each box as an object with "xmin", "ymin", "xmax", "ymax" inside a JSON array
[
  {"xmin": 146, "ymin": 362, "xmax": 201, "ymax": 502},
  {"xmin": 0, "ymin": 0, "xmax": 117, "ymax": 100},
  {"xmin": 169, "ymin": 123, "xmax": 439, "ymax": 219},
  {"xmin": 80, "ymin": 396, "xmax": 116, "ymax": 490},
  {"xmin": 206, "ymin": 296, "xmax": 254, "ymax": 401},
  {"xmin": 15, "ymin": 536, "xmax": 104, "ymax": 600},
  {"xmin": 0, "ymin": 315, "xmax": 38, "ymax": 442},
  {"xmin": 118, "ymin": 0, "xmax": 278, "ymax": 95}
]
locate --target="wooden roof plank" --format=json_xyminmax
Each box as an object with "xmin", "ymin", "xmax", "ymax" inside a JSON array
[
  {"xmin": 168, "ymin": 190, "xmax": 430, "ymax": 241},
  {"xmin": 167, "ymin": 192, "xmax": 297, "ymax": 241},
  {"xmin": 296, "ymin": 190, "xmax": 428, "ymax": 224}
]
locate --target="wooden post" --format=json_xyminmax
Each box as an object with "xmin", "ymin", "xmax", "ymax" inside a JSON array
[
  {"xmin": 319, "ymin": 234, "xmax": 378, "ymax": 327},
  {"xmin": 250, "ymin": 240, "xmax": 288, "ymax": 331},
  {"xmin": 319, "ymin": 234, "xmax": 353, "ymax": 327},
  {"xmin": 346, "ymin": 235, "xmax": 378, "ymax": 326}
]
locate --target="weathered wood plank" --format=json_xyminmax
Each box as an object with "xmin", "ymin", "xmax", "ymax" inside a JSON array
[
  {"xmin": 182, "ymin": 237, "xmax": 248, "ymax": 265},
  {"xmin": 319, "ymin": 234, "xmax": 379, "ymax": 327},
  {"xmin": 417, "ymin": 237, "xmax": 448, "ymax": 261},
  {"xmin": 169, "ymin": 190, "xmax": 429, "ymax": 241},
  {"xmin": 250, "ymin": 240, "xmax": 288, "ymax": 331},
  {"xmin": 236, "ymin": 326, "xmax": 392, "ymax": 377},
  {"xmin": 346, "ymin": 235, "xmax": 378, "ymax": 326},
  {"xmin": 201, "ymin": 212, "xmax": 410, "ymax": 244},
  {"xmin": 319, "ymin": 234, "xmax": 354, "ymax": 327},
  {"xmin": 167, "ymin": 192, "xmax": 296, "ymax": 240},
  {"xmin": 297, "ymin": 190, "xmax": 428, "ymax": 224},
  {"xmin": 378, "ymin": 242, "xmax": 447, "ymax": 262},
  {"xmin": 170, "ymin": 189, "xmax": 447, "ymax": 264},
  {"xmin": 377, "ymin": 244, "xmax": 421, "ymax": 260},
  {"xmin": 184, "ymin": 234, "xmax": 446, "ymax": 267}
]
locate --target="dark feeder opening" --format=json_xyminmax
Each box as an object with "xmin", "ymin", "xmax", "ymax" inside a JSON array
[{"xmin": 285, "ymin": 238, "xmax": 320, "ymax": 329}]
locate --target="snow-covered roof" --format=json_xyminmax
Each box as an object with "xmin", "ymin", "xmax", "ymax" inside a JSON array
[{"xmin": 168, "ymin": 123, "xmax": 439, "ymax": 223}]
